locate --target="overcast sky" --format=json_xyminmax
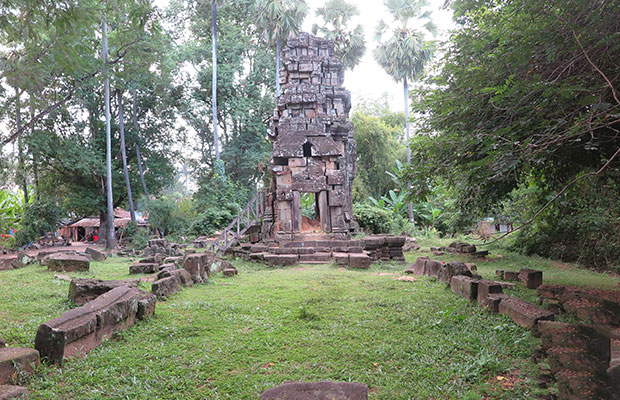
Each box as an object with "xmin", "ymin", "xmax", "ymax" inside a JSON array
[{"xmin": 154, "ymin": 0, "xmax": 455, "ymax": 110}]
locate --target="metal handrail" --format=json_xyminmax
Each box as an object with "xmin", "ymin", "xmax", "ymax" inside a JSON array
[{"xmin": 207, "ymin": 191, "xmax": 265, "ymax": 255}]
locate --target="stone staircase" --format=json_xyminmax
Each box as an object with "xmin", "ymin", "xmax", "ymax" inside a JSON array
[{"xmin": 206, "ymin": 191, "xmax": 266, "ymax": 256}]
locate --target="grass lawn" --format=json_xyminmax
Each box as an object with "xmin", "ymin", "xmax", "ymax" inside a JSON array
[
  {"xmin": 0, "ymin": 256, "xmax": 543, "ymax": 400},
  {"xmin": 1, "ymin": 244, "xmax": 618, "ymax": 399}
]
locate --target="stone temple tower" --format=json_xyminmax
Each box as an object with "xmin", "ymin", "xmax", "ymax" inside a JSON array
[{"xmin": 262, "ymin": 33, "xmax": 357, "ymax": 240}]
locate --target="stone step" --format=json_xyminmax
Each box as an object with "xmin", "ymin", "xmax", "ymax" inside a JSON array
[
  {"xmin": 0, "ymin": 385, "xmax": 28, "ymax": 399},
  {"xmin": 299, "ymin": 252, "xmax": 332, "ymax": 263}
]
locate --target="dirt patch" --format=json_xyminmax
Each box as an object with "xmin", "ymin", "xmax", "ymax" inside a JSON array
[
  {"xmin": 371, "ymin": 272, "xmax": 399, "ymax": 276},
  {"xmin": 395, "ymin": 276, "xmax": 416, "ymax": 282}
]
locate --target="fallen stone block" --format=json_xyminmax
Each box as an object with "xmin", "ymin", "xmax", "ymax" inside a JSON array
[
  {"xmin": 45, "ymin": 254, "xmax": 90, "ymax": 272},
  {"xmin": 518, "ymin": 268, "xmax": 543, "ymax": 289},
  {"xmin": 0, "ymin": 385, "xmax": 28, "ymax": 399},
  {"xmin": 348, "ymin": 254, "xmax": 371, "ymax": 269},
  {"xmin": 129, "ymin": 262, "xmax": 159, "ymax": 274},
  {"xmin": 424, "ymin": 259, "xmax": 444, "ymax": 278},
  {"xmin": 68, "ymin": 278, "xmax": 137, "ymax": 305},
  {"xmin": 405, "ymin": 257, "xmax": 428, "ymax": 275},
  {"xmin": 486, "ymin": 293, "xmax": 510, "ymax": 313},
  {"xmin": 0, "ymin": 348, "xmax": 39, "ymax": 385},
  {"xmin": 158, "ymin": 269, "xmax": 193, "ymax": 287},
  {"xmin": 538, "ymin": 321, "xmax": 611, "ymax": 358},
  {"xmin": 450, "ymin": 276, "xmax": 479, "ymax": 301},
  {"xmin": 498, "ymin": 296, "xmax": 554, "ymax": 330},
  {"xmin": 84, "ymin": 247, "xmax": 106, "ymax": 261},
  {"xmin": 136, "ymin": 291, "xmax": 156, "ymax": 321},
  {"xmin": 151, "ymin": 276, "xmax": 181, "ymax": 299},
  {"xmin": 222, "ymin": 267, "xmax": 238, "ymax": 277},
  {"xmin": 503, "ymin": 270, "xmax": 520, "ymax": 281},
  {"xmin": 260, "ymin": 381, "xmax": 368, "ymax": 400},
  {"xmin": 439, "ymin": 261, "xmax": 472, "ymax": 284},
  {"xmin": 555, "ymin": 369, "xmax": 611, "ymax": 400},
  {"xmin": 183, "ymin": 254, "xmax": 209, "ymax": 283},
  {"xmin": 163, "ymin": 256, "xmax": 183, "ymax": 266},
  {"xmin": 477, "ymin": 280, "xmax": 504, "ymax": 309},
  {"xmin": 35, "ymin": 286, "xmax": 144, "ymax": 364}
]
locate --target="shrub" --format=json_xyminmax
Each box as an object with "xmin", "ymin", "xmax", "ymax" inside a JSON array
[
  {"xmin": 353, "ymin": 203, "xmax": 392, "ymax": 234},
  {"xmin": 188, "ymin": 203, "xmax": 240, "ymax": 237},
  {"xmin": 14, "ymin": 200, "xmax": 61, "ymax": 246}
]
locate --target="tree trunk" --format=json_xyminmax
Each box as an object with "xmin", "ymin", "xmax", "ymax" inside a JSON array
[
  {"xmin": 117, "ymin": 90, "xmax": 136, "ymax": 223},
  {"xmin": 30, "ymin": 97, "xmax": 39, "ymax": 199},
  {"xmin": 212, "ymin": 0, "xmax": 220, "ymax": 161},
  {"xmin": 16, "ymin": 91, "xmax": 29, "ymax": 204},
  {"xmin": 102, "ymin": 20, "xmax": 116, "ymax": 249},
  {"xmin": 276, "ymin": 37, "xmax": 281, "ymax": 97},
  {"xmin": 132, "ymin": 87, "xmax": 150, "ymax": 202},
  {"xmin": 403, "ymin": 78, "xmax": 414, "ymax": 225}
]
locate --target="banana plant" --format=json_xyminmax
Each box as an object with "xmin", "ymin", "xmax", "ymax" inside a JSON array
[{"xmin": 368, "ymin": 189, "xmax": 408, "ymax": 216}]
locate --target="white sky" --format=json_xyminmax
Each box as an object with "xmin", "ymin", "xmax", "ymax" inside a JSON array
[{"xmin": 154, "ymin": 0, "xmax": 455, "ymax": 110}]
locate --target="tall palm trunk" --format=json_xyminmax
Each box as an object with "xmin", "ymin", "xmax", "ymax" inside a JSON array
[
  {"xmin": 212, "ymin": 0, "xmax": 220, "ymax": 161},
  {"xmin": 16, "ymin": 91, "xmax": 29, "ymax": 204},
  {"xmin": 275, "ymin": 37, "xmax": 282, "ymax": 97},
  {"xmin": 102, "ymin": 20, "xmax": 115, "ymax": 249},
  {"xmin": 403, "ymin": 77, "xmax": 414, "ymax": 225},
  {"xmin": 132, "ymin": 87, "xmax": 150, "ymax": 201},
  {"xmin": 118, "ymin": 90, "xmax": 136, "ymax": 223}
]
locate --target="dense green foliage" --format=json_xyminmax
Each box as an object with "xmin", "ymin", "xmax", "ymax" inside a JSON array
[
  {"xmin": 13, "ymin": 199, "xmax": 61, "ymax": 246},
  {"xmin": 353, "ymin": 203, "xmax": 392, "ymax": 234},
  {"xmin": 409, "ymin": 0, "xmax": 620, "ymax": 268}
]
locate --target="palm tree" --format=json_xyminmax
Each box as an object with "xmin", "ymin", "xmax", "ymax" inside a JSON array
[
  {"xmin": 252, "ymin": 0, "xmax": 308, "ymax": 97},
  {"xmin": 374, "ymin": 0, "xmax": 435, "ymax": 224},
  {"xmin": 311, "ymin": 0, "xmax": 366, "ymax": 70}
]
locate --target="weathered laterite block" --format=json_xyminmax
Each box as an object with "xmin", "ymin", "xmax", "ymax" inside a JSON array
[
  {"xmin": 477, "ymin": 280, "xmax": 504, "ymax": 310},
  {"xmin": 68, "ymin": 278, "xmax": 137, "ymax": 305},
  {"xmin": 158, "ymin": 269, "xmax": 193, "ymax": 287},
  {"xmin": 45, "ymin": 253, "xmax": 90, "ymax": 272},
  {"xmin": 438, "ymin": 261, "xmax": 472, "ymax": 284},
  {"xmin": 182, "ymin": 253, "xmax": 210, "ymax": 283},
  {"xmin": 264, "ymin": 254, "xmax": 299, "ymax": 266},
  {"xmin": 348, "ymin": 254, "xmax": 371, "ymax": 269},
  {"xmin": 34, "ymin": 286, "xmax": 151, "ymax": 364},
  {"xmin": 151, "ymin": 276, "xmax": 181, "ymax": 299},
  {"xmin": 424, "ymin": 260, "xmax": 444, "ymax": 278},
  {"xmin": 129, "ymin": 262, "xmax": 159, "ymax": 274},
  {"xmin": 0, "ymin": 385, "xmax": 28, "ymax": 399},
  {"xmin": 0, "ymin": 348, "xmax": 40, "ymax": 385},
  {"xmin": 405, "ymin": 257, "xmax": 428, "ymax": 275},
  {"xmin": 518, "ymin": 268, "xmax": 543, "ymax": 289},
  {"xmin": 450, "ymin": 275, "xmax": 479, "ymax": 301},
  {"xmin": 260, "ymin": 381, "xmax": 368, "ymax": 400},
  {"xmin": 498, "ymin": 296, "xmax": 554, "ymax": 331}
]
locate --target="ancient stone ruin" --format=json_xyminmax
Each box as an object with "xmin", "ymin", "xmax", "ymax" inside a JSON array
[{"xmin": 262, "ymin": 32, "xmax": 356, "ymax": 240}]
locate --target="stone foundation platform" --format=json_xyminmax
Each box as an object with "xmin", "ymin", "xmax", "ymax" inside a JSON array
[{"xmin": 241, "ymin": 234, "xmax": 406, "ymax": 269}]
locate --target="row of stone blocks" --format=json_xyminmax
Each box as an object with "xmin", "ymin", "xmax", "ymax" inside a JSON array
[
  {"xmin": 254, "ymin": 252, "xmax": 372, "ymax": 269},
  {"xmin": 496, "ymin": 268, "xmax": 543, "ymax": 289}
]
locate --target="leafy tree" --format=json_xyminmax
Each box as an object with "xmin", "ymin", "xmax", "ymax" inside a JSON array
[
  {"xmin": 311, "ymin": 0, "xmax": 366, "ymax": 69},
  {"xmin": 374, "ymin": 0, "xmax": 435, "ymax": 223},
  {"xmin": 352, "ymin": 110, "xmax": 406, "ymax": 201},
  {"xmin": 252, "ymin": 0, "xmax": 308, "ymax": 96},
  {"xmin": 411, "ymin": 0, "xmax": 620, "ymax": 267}
]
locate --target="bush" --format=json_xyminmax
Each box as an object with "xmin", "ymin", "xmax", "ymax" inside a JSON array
[
  {"xmin": 188, "ymin": 203, "xmax": 240, "ymax": 237},
  {"xmin": 14, "ymin": 200, "xmax": 61, "ymax": 246},
  {"xmin": 502, "ymin": 174, "xmax": 620, "ymax": 269},
  {"xmin": 148, "ymin": 196, "xmax": 194, "ymax": 237},
  {"xmin": 353, "ymin": 203, "xmax": 392, "ymax": 234}
]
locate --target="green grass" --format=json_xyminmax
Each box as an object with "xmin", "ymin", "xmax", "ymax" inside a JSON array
[
  {"xmin": 3, "ymin": 244, "xmax": 618, "ymax": 399},
  {"xmin": 1, "ymin": 256, "xmax": 553, "ymax": 399}
]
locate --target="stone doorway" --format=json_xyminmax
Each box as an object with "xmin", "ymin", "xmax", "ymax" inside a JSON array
[{"xmin": 300, "ymin": 192, "xmax": 321, "ymax": 233}]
